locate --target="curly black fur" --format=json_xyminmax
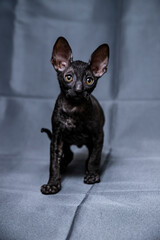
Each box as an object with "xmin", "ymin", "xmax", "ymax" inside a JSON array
[{"xmin": 41, "ymin": 37, "xmax": 109, "ymax": 194}]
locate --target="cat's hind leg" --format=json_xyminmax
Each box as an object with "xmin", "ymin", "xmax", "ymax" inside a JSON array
[{"xmin": 60, "ymin": 144, "xmax": 73, "ymax": 173}]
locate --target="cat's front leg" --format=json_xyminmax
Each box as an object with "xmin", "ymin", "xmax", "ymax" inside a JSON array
[
  {"xmin": 84, "ymin": 131, "xmax": 104, "ymax": 184},
  {"xmin": 41, "ymin": 133, "xmax": 63, "ymax": 194}
]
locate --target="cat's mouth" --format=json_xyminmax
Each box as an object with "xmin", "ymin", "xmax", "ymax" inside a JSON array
[{"xmin": 66, "ymin": 90, "xmax": 90, "ymax": 102}]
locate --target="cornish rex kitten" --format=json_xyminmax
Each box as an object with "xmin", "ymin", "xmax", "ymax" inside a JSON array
[{"xmin": 41, "ymin": 37, "xmax": 109, "ymax": 194}]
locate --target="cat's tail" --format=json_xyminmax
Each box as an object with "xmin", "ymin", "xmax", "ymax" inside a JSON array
[{"xmin": 41, "ymin": 128, "xmax": 52, "ymax": 140}]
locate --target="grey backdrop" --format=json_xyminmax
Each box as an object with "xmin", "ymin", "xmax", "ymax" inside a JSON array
[{"xmin": 1, "ymin": 0, "xmax": 160, "ymax": 239}]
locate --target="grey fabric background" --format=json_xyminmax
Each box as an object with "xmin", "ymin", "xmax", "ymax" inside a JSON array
[{"xmin": 1, "ymin": 0, "xmax": 160, "ymax": 239}]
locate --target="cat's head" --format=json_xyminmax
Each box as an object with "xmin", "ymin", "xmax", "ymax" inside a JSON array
[{"xmin": 51, "ymin": 37, "xmax": 109, "ymax": 103}]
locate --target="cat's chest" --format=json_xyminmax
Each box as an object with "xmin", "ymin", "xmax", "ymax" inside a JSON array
[
  {"xmin": 60, "ymin": 115, "xmax": 77, "ymax": 130},
  {"xmin": 58, "ymin": 107, "xmax": 90, "ymax": 145},
  {"xmin": 59, "ymin": 109, "xmax": 84, "ymax": 131},
  {"xmin": 59, "ymin": 102, "xmax": 88, "ymax": 128}
]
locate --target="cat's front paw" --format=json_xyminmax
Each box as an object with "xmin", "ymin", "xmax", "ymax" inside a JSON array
[
  {"xmin": 41, "ymin": 183, "xmax": 61, "ymax": 195},
  {"xmin": 84, "ymin": 172, "xmax": 100, "ymax": 184}
]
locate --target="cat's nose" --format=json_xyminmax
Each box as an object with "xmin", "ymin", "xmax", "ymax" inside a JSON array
[{"xmin": 75, "ymin": 81, "xmax": 82, "ymax": 93}]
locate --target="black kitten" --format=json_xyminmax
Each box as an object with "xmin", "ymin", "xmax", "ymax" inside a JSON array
[{"xmin": 41, "ymin": 37, "xmax": 109, "ymax": 194}]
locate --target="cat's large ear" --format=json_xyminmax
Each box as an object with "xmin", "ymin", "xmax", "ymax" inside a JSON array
[
  {"xmin": 51, "ymin": 37, "xmax": 73, "ymax": 72},
  {"xmin": 89, "ymin": 44, "xmax": 109, "ymax": 77}
]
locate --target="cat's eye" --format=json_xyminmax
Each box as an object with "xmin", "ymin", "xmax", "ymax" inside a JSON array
[
  {"xmin": 65, "ymin": 74, "xmax": 73, "ymax": 83},
  {"xmin": 86, "ymin": 77, "xmax": 94, "ymax": 85}
]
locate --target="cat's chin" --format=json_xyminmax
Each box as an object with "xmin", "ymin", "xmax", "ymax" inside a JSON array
[
  {"xmin": 65, "ymin": 92, "xmax": 90, "ymax": 103},
  {"xmin": 67, "ymin": 96, "xmax": 87, "ymax": 104}
]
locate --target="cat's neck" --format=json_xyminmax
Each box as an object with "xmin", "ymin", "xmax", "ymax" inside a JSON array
[{"xmin": 59, "ymin": 92, "xmax": 91, "ymax": 114}]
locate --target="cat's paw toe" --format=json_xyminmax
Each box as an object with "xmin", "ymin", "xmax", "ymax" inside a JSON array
[
  {"xmin": 41, "ymin": 183, "xmax": 61, "ymax": 195},
  {"xmin": 84, "ymin": 173, "xmax": 100, "ymax": 184}
]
